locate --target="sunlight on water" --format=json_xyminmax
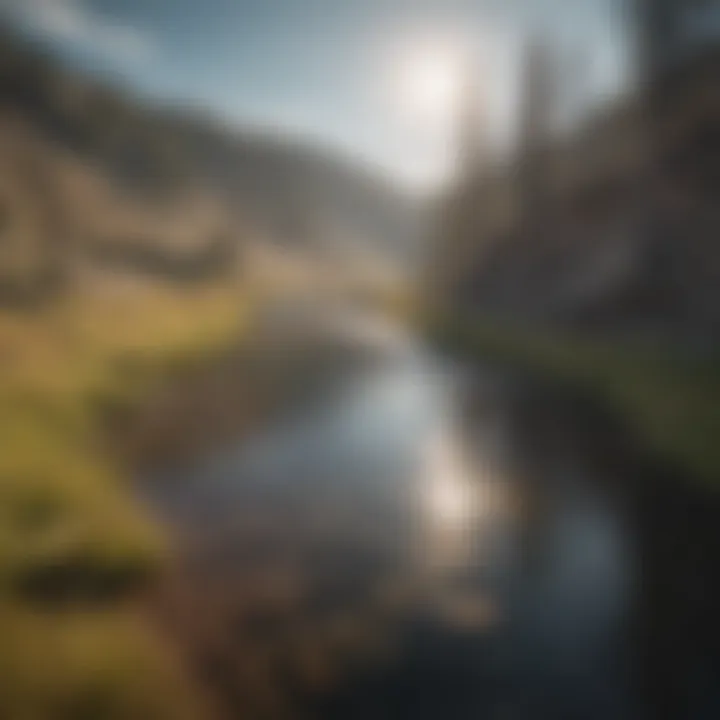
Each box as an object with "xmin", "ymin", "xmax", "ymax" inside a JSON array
[
  {"xmin": 425, "ymin": 432, "xmax": 475, "ymax": 526},
  {"xmin": 421, "ymin": 429, "xmax": 481, "ymax": 571}
]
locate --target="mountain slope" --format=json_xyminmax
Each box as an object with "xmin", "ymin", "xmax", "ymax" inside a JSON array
[{"xmin": 0, "ymin": 28, "xmax": 419, "ymax": 297}]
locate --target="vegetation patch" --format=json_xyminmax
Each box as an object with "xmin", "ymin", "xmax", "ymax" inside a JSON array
[
  {"xmin": 431, "ymin": 314, "xmax": 720, "ymax": 488},
  {"xmin": 0, "ymin": 283, "xmax": 247, "ymax": 717}
]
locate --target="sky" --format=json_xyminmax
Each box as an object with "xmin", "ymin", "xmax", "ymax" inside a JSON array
[{"xmin": 0, "ymin": 0, "xmax": 632, "ymax": 190}]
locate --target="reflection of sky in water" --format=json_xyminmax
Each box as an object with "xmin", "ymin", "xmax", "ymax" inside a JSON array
[
  {"xmin": 200, "ymin": 355, "xmax": 452, "ymax": 493},
  {"xmin": 420, "ymin": 428, "xmax": 486, "ymax": 572},
  {"xmin": 145, "ymin": 348, "xmax": 502, "ymax": 579},
  {"xmin": 501, "ymin": 479, "xmax": 633, "ymax": 718},
  {"xmin": 144, "ymin": 332, "xmax": 634, "ymax": 717}
]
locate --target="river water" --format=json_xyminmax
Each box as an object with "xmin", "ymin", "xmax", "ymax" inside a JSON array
[{"xmin": 141, "ymin": 312, "xmax": 713, "ymax": 719}]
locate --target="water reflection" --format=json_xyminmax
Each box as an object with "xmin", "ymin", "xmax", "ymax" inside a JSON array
[
  {"xmin": 420, "ymin": 429, "xmax": 481, "ymax": 572},
  {"xmin": 143, "ymin": 325, "xmax": 633, "ymax": 718}
]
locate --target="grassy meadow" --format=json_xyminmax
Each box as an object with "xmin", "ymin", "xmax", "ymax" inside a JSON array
[{"xmin": 0, "ymin": 283, "xmax": 247, "ymax": 719}]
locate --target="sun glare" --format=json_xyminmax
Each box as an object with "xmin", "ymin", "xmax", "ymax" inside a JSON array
[{"xmin": 392, "ymin": 38, "xmax": 467, "ymax": 130}]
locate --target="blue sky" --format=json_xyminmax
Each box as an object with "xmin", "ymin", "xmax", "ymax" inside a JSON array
[{"xmin": 0, "ymin": 0, "xmax": 631, "ymax": 189}]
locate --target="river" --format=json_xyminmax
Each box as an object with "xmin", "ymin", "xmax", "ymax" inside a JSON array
[{"xmin": 141, "ymin": 308, "xmax": 717, "ymax": 720}]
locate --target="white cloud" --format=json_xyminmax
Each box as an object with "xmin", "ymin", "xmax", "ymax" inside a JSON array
[{"xmin": 1, "ymin": 0, "xmax": 155, "ymax": 65}]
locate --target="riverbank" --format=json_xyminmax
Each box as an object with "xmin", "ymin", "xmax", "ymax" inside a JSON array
[
  {"xmin": 430, "ymin": 314, "xmax": 720, "ymax": 488},
  {"xmin": 0, "ymin": 283, "xmax": 248, "ymax": 718}
]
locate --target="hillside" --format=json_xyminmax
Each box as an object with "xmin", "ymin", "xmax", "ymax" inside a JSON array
[
  {"xmin": 0, "ymin": 30, "xmax": 424, "ymax": 716},
  {"xmin": 0, "ymin": 28, "xmax": 419, "ymax": 301}
]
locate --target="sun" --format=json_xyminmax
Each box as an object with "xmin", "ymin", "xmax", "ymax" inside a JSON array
[{"xmin": 391, "ymin": 37, "xmax": 467, "ymax": 130}]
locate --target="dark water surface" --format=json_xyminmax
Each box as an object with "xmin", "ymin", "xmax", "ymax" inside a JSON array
[{"xmin": 141, "ymin": 315, "xmax": 716, "ymax": 719}]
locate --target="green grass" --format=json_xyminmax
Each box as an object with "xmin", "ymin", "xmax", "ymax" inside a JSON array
[
  {"xmin": 0, "ymin": 283, "xmax": 248, "ymax": 718},
  {"xmin": 431, "ymin": 313, "xmax": 720, "ymax": 488}
]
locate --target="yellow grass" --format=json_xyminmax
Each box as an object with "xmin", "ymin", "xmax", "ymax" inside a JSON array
[{"xmin": 0, "ymin": 281, "xmax": 248, "ymax": 718}]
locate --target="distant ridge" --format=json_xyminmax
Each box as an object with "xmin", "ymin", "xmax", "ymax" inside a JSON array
[{"xmin": 0, "ymin": 25, "xmax": 420, "ymax": 299}]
